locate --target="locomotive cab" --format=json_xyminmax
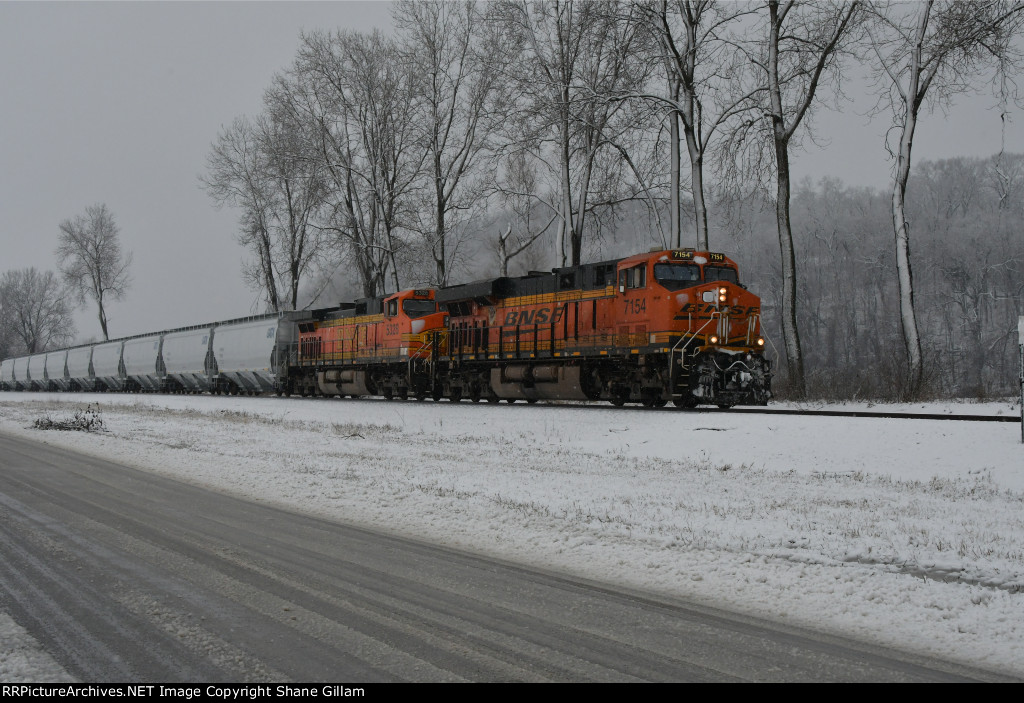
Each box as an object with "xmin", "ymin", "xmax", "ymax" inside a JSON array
[
  {"xmin": 382, "ymin": 289, "xmax": 446, "ymax": 357},
  {"xmin": 641, "ymin": 249, "xmax": 771, "ymax": 406}
]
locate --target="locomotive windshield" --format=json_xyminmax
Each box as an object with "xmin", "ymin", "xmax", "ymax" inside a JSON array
[
  {"xmin": 402, "ymin": 299, "xmax": 437, "ymax": 318},
  {"xmin": 653, "ymin": 263, "xmax": 701, "ymax": 291},
  {"xmin": 704, "ymin": 266, "xmax": 739, "ymax": 284}
]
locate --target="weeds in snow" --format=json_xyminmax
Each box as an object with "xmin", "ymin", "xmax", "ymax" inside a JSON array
[{"xmin": 32, "ymin": 405, "xmax": 105, "ymax": 433}]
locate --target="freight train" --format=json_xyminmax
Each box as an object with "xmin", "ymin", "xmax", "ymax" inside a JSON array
[{"xmin": 0, "ymin": 248, "xmax": 772, "ymax": 408}]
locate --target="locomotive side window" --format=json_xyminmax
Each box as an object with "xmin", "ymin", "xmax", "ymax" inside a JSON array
[
  {"xmin": 619, "ymin": 265, "xmax": 646, "ymax": 292},
  {"xmin": 402, "ymin": 300, "xmax": 437, "ymax": 318},
  {"xmin": 704, "ymin": 266, "xmax": 739, "ymax": 284},
  {"xmin": 386, "ymin": 299, "xmax": 398, "ymax": 318},
  {"xmin": 653, "ymin": 263, "xmax": 701, "ymax": 291}
]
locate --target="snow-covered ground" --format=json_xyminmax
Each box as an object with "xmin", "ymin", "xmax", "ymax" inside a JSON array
[{"xmin": 1, "ymin": 392, "xmax": 1022, "ymax": 680}]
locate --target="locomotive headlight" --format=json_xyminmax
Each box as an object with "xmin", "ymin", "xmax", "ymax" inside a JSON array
[
  {"xmin": 709, "ymin": 335, "xmax": 718, "ymax": 344},
  {"xmin": 701, "ymin": 291, "xmax": 716, "ymax": 303},
  {"xmin": 719, "ymin": 287, "xmax": 727, "ymax": 295},
  {"xmin": 757, "ymin": 338, "xmax": 765, "ymax": 346}
]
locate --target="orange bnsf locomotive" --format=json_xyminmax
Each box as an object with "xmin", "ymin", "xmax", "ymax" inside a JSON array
[
  {"xmin": 288, "ymin": 248, "xmax": 771, "ymax": 408},
  {"xmin": 291, "ymin": 288, "xmax": 446, "ymax": 400}
]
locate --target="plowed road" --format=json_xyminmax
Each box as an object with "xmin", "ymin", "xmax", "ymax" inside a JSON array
[{"xmin": 0, "ymin": 433, "xmax": 1010, "ymax": 682}]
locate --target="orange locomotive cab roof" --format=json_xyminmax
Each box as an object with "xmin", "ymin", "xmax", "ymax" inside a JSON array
[{"xmin": 621, "ymin": 248, "xmax": 740, "ymax": 269}]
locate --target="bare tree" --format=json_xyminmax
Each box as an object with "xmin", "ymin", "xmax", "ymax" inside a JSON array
[
  {"xmin": 629, "ymin": 0, "xmax": 757, "ymax": 248},
  {"xmin": 867, "ymin": 0, "xmax": 1024, "ymax": 397},
  {"xmin": 719, "ymin": 0, "xmax": 862, "ymax": 398},
  {"xmin": 55, "ymin": 203, "xmax": 132, "ymax": 341},
  {"xmin": 394, "ymin": 0, "xmax": 505, "ymax": 285},
  {"xmin": 202, "ymin": 104, "xmax": 327, "ymax": 312},
  {"xmin": 0, "ymin": 268, "xmax": 76, "ymax": 354},
  {"xmin": 492, "ymin": 0, "xmax": 651, "ymax": 266},
  {"xmin": 495, "ymin": 151, "xmax": 559, "ymax": 275},
  {"xmin": 202, "ymin": 117, "xmax": 281, "ymax": 311},
  {"xmin": 288, "ymin": 29, "xmax": 423, "ymax": 297},
  {"xmin": 259, "ymin": 99, "xmax": 329, "ymax": 311}
]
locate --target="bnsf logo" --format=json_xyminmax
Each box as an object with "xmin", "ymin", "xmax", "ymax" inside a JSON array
[
  {"xmin": 502, "ymin": 306, "xmax": 567, "ymax": 326},
  {"xmin": 676, "ymin": 304, "xmax": 760, "ymax": 316}
]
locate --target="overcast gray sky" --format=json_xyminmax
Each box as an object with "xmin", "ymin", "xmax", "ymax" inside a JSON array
[{"xmin": 1, "ymin": 1, "xmax": 1020, "ymax": 343}]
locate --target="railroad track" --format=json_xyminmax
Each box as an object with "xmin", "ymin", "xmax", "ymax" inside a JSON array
[
  {"xmin": 316, "ymin": 394, "xmax": 1021, "ymax": 422},
  {"xmin": 2, "ymin": 390, "xmax": 1019, "ymax": 423},
  {"xmin": 698, "ymin": 406, "xmax": 1020, "ymax": 422}
]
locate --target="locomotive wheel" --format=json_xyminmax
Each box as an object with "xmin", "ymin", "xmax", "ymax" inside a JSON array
[
  {"xmin": 431, "ymin": 388, "xmax": 443, "ymax": 402},
  {"xmin": 449, "ymin": 388, "xmax": 462, "ymax": 402},
  {"xmin": 505, "ymin": 398, "xmax": 517, "ymax": 403},
  {"xmin": 673, "ymin": 396, "xmax": 698, "ymax": 409},
  {"xmin": 487, "ymin": 396, "xmax": 500, "ymax": 403},
  {"xmin": 415, "ymin": 391, "xmax": 427, "ymax": 401},
  {"xmin": 717, "ymin": 403, "xmax": 733, "ymax": 409},
  {"xmin": 609, "ymin": 386, "xmax": 630, "ymax": 407}
]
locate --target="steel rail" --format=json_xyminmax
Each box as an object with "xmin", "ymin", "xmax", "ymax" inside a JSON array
[
  {"xmin": 1, "ymin": 389, "xmax": 1018, "ymax": 423},
  {"xmin": 695, "ymin": 407, "xmax": 1019, "ymax": 423},
  {"xmin": 275, "ymin": 393, "xmax": 1020, "ymax": 422}
]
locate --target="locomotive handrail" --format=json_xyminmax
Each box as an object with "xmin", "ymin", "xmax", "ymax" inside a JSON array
[
  {"xmin": 760, "ymin": 331, "xmax": 780, "ymax": 361},
  {"xmin": 668, "ymin": 313, "xmax": 720, "ymax": 398},
  {"xmin": 671, "ymin": 312, "xmax": 720, "ymax": 360}
]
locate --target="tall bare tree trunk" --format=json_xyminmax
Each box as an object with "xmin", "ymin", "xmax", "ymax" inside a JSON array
[
  {"xmin": 892, "ymin": 110, "xmax": 924, "ymax": 396},
  {"xmin": 97, "ymin": 291, "xmax": 109, "ymax": 341},
  {"xmin": 773, "ymin": 136, "xmax": 804, "ymax": 396},
  {"xmin": 664, "ymin": 57, "xmax": 682, "ymax": 249},
  {"xmin": 676, "ymin": 7, "xmax": 708, "ymax": 250},
  {"xmin": 559, "ymin": 109, "xmax": 573, "ymax": 267},
  {"xmin": 889, "ymin": 4, "xmax": 931, "ymax": 398},
  {"xmin": 435, "ymin": 173, "xmax": 447, "ymax": 284},
  {"xmin": 686, "ymin": 124, "xmax": 708, "ymax": 250},
  {"xmin": 768, "ymin": 0, "xmax": 804, "ymax": 398}
]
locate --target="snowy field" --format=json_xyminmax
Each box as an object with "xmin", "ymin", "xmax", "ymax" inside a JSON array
[{"xmin": 1, "ymin": 391, "xmax": 1022, "ymax": 680}]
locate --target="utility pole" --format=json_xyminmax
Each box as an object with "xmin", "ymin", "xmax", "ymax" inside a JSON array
[{"xmin": 1019, "ymin": 317, "xmax": 1023, "ymax": 444}]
